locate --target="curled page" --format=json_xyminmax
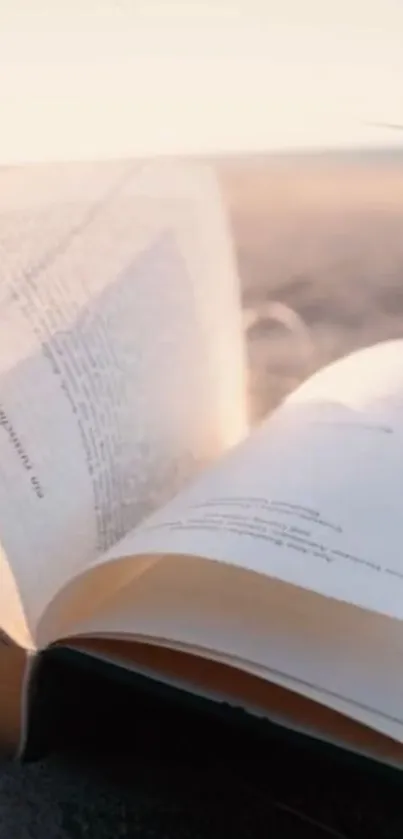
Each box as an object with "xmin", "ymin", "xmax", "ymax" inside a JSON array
[{"xmin": 0, "ymin": 160, "xmax": 246, "ymax": 635}]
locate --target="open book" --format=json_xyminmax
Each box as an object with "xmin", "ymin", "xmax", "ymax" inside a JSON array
[{"xmin": 2, "ymin": 159, "xmax": 403, "ymax": 770}]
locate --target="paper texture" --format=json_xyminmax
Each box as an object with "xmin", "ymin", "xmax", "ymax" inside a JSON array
[
  {"xmin": 62, "ymin": 551, "xmax": 403, "ymax": 743},
  {"xmin": 39, "ymin": 339, "xmax": 403, "ymax": 740},
  {"xmin": 0, "ymin": 159, "xmax": 246, "ymax": 635},
  {"xmin": 57, "ymin": 553, "xmax": 403, "ymax": 743},
  {"xmin": 100, "ymin": 339, "xmax": 403, "ymax": 621}
]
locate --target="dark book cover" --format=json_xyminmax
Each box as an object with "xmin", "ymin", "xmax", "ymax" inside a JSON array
[{"xmin": 17, "ymin": 645, "xmax": 403, "ymax": 837}]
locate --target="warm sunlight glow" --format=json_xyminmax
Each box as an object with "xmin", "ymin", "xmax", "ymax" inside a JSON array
[
  {"xmin": 288, "ymin": 341, "xmax": 403, "ymax": 417},
  {"xmin": 0, "ymin": 0, "xmax": 402, "ymax": 163}
]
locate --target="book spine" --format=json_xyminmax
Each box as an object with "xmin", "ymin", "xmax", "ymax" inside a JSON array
[{"xmin": 0, "ymin": 633, "xmax": 38, "ymax": 758}]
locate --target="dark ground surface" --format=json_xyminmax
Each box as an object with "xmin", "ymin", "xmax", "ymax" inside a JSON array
[
  {"xmin": 4, "ymin": 647, "xmax": 403, "ymax": 839},
  {"xmin": 2, "ymin": 150, "xmax": 403, "ymax": 837}
]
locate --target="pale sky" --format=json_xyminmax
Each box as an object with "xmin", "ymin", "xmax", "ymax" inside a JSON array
[{"xmin": 0, "ymin": 0, "xmax": 402, "ymax": 163}]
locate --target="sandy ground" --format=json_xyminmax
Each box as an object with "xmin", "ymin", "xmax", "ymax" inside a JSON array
[{"xmin": 2, "ymin": 151, "xmax": 403, "ymax": 837}]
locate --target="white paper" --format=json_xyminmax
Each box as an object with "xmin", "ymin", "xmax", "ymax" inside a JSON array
[
  {"xmin": 96, "ymin": 339, "xmax": 403, "ymax": 622},
  {"xmin": 0, "ymin": 160, "xmax": 246, "ymax": 636},
  {"xmin": 60, "ymin": 553, "xmax": 403, "ymax": 742}
]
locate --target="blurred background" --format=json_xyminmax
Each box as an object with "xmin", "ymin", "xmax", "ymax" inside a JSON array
[{"xmin": 218, "ymin": 151, "xmax": 403, "ymax": 421}]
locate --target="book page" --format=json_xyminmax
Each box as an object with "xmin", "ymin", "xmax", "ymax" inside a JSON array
[
  {"xmin": 49, "ymin": 553, "xmax": 403, "ymax": 745},
  {"xmin": 70, "ymin": 639, "xmax": 403, "ymax": 768},
  {"xmin": 37, "ymin": 339, "xmax": 403, "ymax": 740},
  {"xmin": 88, "ymin": 339, "xmax": 403, "ymax": 622},
  {"xmin": 0, "ymin": 159, "xmax": 247, "ymax": 638}
]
